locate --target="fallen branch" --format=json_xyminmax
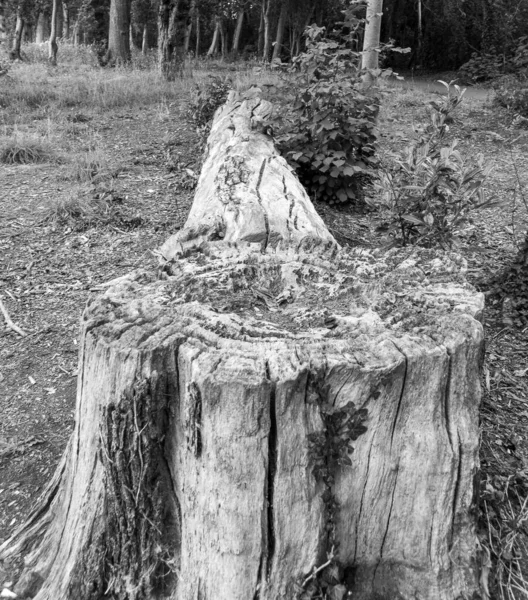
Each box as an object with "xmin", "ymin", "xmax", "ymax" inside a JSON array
[{"xmin": 0, "ymin": 297, "xmax": 27, "ymax": 337}]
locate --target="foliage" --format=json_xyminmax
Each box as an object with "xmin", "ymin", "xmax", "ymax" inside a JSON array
[
  {"xmin": 458, "ymin": 53, "xmax": 504, "ymax": 83},
  {"xmin": 273, "ymin": 25, "xmax": 380, "ymax": 205},
  {"xmin": 296, "ymin": 379, "xmax": 368, "ymax": 600},
  {"xmin": 374, "ymin": 82, "xmax": 493, "ymax": 249},
  {"xmin": 187, "ymin": 75, "xmax": 232, "ymax": 131},
  {"xmin": 494, "ymin": 78, "xmax": 528, "ymax": 119},
  {"xmin": 0, "ymin": 133, "xmax": 54, "ymax": 164}
]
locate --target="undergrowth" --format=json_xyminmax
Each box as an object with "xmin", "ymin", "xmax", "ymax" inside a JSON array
[{"xmin": 0, "ymin": 133, "xmax": 54, "ymax": 164}]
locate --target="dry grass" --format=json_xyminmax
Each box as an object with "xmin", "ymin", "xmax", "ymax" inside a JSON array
[{"xmin": 0, "ymin": 132, "xmax": 54, "ymax": 164}]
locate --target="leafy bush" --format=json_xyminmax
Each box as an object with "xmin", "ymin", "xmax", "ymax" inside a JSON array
[
  {"xmin": 494, "ymin": 77, "xmax": 528, "ymax": 119},
  {"xmin": 273, "ymin": 26, "xmax": 380, "ymax": 205},
  {"xmin": 374, "ymin": 82, "xmax": 493, "ymax": 248},
  {"xmin": 187, "ymin": 75, "xmax": 232, "ymax": 131},
  {"xmin": 458, "ymin": 53, "xmax": 503, "ymax": 83}
]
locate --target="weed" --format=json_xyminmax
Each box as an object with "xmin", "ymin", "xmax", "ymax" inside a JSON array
[
  {"xmin": 296, "ymin": 378, "xmax": 368, "ymax": 600},
  {"xmin": 374, "ymin": 82, "xmax": 493, "ymax": 248},
  {"xmin": 272, "ymin": 25, "xmax": 379, "ymax": 206},
  {"xmin": 62, "ymin": 149, "xmax": 106, "ymax": 183},
  {"xmin": 187, "ymin": 75, "xmax": 232, "ymax": 130},
  {"xmin": 0, "ymin": 133, "xmax": 54, "ymax": 164}
]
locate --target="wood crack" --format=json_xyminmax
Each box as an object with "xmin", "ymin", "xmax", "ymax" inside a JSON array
[{"xmin": 255, "ymin": 158, "xmax": 270, "ymax": 251}]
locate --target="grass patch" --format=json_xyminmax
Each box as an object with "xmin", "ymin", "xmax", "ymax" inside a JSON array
[
  {"xmin": 0, "ymin": 132, "xmax": 54, "ymax": 164},
  {"xmin": 45, "ymin": 185, "xmax": 145, "ymax": 231}
]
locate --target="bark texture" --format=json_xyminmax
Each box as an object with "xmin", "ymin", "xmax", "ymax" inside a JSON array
[
  {"xmin": 107, "ymin": 0, "xmax": 131, "ymax": 64},
  {"xmin": 0, "ymin": 94, "xmax": 485, "ymax": 600},
  {"xmin": 362, "ymin": 0, "xmax": 384, "ymax": 71}
]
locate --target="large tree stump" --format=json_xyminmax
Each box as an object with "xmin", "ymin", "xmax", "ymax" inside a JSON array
[{"xmin": 0, "ymin": 94, "xmax": 485, "ymax": 600}]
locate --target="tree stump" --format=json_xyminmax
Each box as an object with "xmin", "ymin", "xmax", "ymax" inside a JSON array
[{"xmin": 0, "ymin": 93, "xmax": 485, "ymax": 600}]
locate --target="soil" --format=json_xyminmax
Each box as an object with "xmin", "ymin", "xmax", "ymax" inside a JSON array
[{"xmin": 1, "ymin": 68, "xmax": 528, "ymax": 597}]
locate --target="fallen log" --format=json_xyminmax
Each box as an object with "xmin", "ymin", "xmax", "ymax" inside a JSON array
[{"xmin": 0, "ymin": 93, "xmax": 485, "ymax": 600}]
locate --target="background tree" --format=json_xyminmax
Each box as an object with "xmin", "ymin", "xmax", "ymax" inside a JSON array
[{"xmin": 107, "ymin": 0, "xmax": 131, "ymax": 63}]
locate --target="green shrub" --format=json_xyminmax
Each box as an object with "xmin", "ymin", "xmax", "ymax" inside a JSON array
[
  {"xmin": 494, "ymin": 76, "xmax": 528, "ymax": 118},
  {"xmin": 273, "ymin": 26, "xmax": 379, "ymax": 205},
  {"xmin": 374, "ymin": 82, "xmax": 493, "ymax": 248},
  {"xmin": 187, "ymin": 75, "xmax": 232, "ymax": 130},
  {"xmin": 458, "ymin": 53, "xmax": 503, "ymax": 83}
]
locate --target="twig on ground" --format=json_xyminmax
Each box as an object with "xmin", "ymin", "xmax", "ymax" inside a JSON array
[{"xmin": 0, "ymin": 296, "xmax": 27, "ymax": 337}]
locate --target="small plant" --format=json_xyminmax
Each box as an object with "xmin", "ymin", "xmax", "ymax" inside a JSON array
[
  {"xmin": 273, "ymin": 26, "xmax": 379, "ymax": 205},
  {"xmin": 375, "ymin": 82, "xmax": 493, "ymax": 248},
  {"xmin": 494, "ymin": 80, "xmax": 528, "ymax": 119},
  {"xmin": 187, "ymin": 75, "xmax": 232, "ymax": 131},
  {"xmin": 296, "ymin": 379, "xmax": 368, "ymax": 600},
  {"xmin": 0, "ymin": 133, "xmax": 53, "ymax": 164}
]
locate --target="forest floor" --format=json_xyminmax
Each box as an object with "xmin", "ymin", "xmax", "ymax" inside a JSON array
[{"xmin": 1, "ymin": 51, "xmax": 528, "ymax": 597}]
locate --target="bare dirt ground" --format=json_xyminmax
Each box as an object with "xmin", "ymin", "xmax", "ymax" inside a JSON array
[{"xmin": 1, "ymin": 63, "xmax": 528, "ymax": 596}]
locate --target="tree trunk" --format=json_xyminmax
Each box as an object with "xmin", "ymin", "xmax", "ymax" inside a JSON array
[
  {"xmin": 35, "ymin": 11, "xmax": 48, "ymax": 43},
  {"xmin": 141, "ymin": 22, "xmax": 148, "ymax": 54},
  {"xmin": 219, "ymin": 17, "xmax": 227, "ymax": 58},
  {"xmin": 206, "ymin": 16, "xmax": 220, "ymax": 57},
  {"xmin": 272, "ymin": 0, "xmax": 288, "ymax": 62},
  {"xmin": 107, "ymin": 0, "xmax": 131, "ymax": 64},
  {"xmin": 48, "ymin": 0, "xmax": 59, "ymax": 65},
  {"xmin": 361, "ymin": 0, "xmax": 383, "ymax": 75},
  {"xmin": 231, "ymin": 8, "xmax": 244, "ymax": 54},
  {"xmin": 0, "ymin": 93, "xmax": 484, "ymax": 600},
  {"xmin": 194, "ymin": 8, "xmax": 200, "ymax": 55},
  {"xmin": 183, "ymin": 0, "xmax": 193, "ymax": 53},
  {"xmin": 62, "ymin": 1, "xmax": 69, "ymax": 39},
  {"xmin": 258, "ymin": 3, "xmax": 264, "ymax": 57},
  {"xmin": 9, "ymin": 12, "xmax": 24, "ymax": 59},
  {"xmin": 158, "ymin": 0, "xmax": 189, "ymax": 79},
  {"xmin": 0, "ymin": 0, "xmax": 6, "ymax": 46},
  {"xmin": 262, "ymin": 0, "xmax": 272, "ymax": 61}
]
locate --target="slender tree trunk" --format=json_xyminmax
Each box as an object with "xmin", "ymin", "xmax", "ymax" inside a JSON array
[
  {"xmin": 0, "ymin": 0, "xmax": 5, "ymax": 47},
  {"xmin": 107, "ymin": 0, "xmax": 131, "ymax": 63},
  {"xmin": 258, "ymin": 3, "xmax": 264, "ymax": 57},
  {"xmin": 272, "ymin": 0, "xmax": 288, "ymax": 62},
  {"xmin": 141, "ymin": 22, "xmax": 148, "ymax": 54},
  {"xmin": 206, "ymin": 16, "xmax": 220, "ymax": 57},
  {"xmin": 232, "ymin": 8, "xmax": 244, "ymax": 54},
  {"xmin": 361, "ymin": 0, "xmax": 384, "ymax": 81},
  {"xmin": 48, "ymin": 0, "xmax": 59, "ymax": 64},
  {"xmin": 62, "ymin": 1, "xmax": 69, "ymax": 39},
  {"xmin": 194, "ymin": 8, "xmax": 200, "ymax": 55},
  {"xmin": 9, "ymin": 12, "xmax": 24, "ymax": 59},
  {"xmin": 0, "ymin": 92, "xmax": 485, "ymax": 600},
  {"xmin": 73, "ymin": 19, "xmax": 80, "ymax": 45},
  {"xmin": 183, "ymin": 0, "xmax": 194, "ymax": 53},
  {"xmin": 35, "ymin": 11, "xmax": 48, "ymax": 43},
  {"xmin": 262, "ymin": 0, "xmax": 272, "ymax": 61},
  {"xmin": 219, "ymin": 17, "xmax": 226, "ymax": 58}
]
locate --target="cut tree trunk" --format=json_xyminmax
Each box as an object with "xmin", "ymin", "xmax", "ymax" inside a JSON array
[{"xmin": 0, "ymin": 93, "xmax": 485, "ymax": 600}]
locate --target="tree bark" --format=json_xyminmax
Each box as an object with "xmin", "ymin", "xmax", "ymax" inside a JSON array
[
  {"xmin": 9, "ymin": 11, "xmax": 24, "ymax": 59},
  {"xmin": 232, "ymin": 8, "xmax": 244, "ymax": 54},
  {"xmin": 361, "ymin": 0, "xmax": 383, "ymax": 76},
  {"xmin": 107, "ymin": 0, "xmax": 131, "ymax": 64},
  {"xmin": 183, "ymin": 0, "xmax": 194, "ymax": 54},
  {"xmin": 272, "ymin": 0, "xmax": 288, "ymax": 62},
  {"xmin": 62, "ymin": 1, "xmax": 69, "ymax": 39},
  {"xmin": 262, "ymin": 0, "xmax": 272, "ymax": 61},
  {"xmin": 206, "ymin": 15, "xmax": 220, "ymax": 57},
  {"xmin": 0, "ymin": 93, "xmax": 484, "ymax": 600},
  {"xmin": 194, "ymin": 8, "xmax": 200, "ymax": 55},
  {"xmin": 48, "ymin": 0, "xmax": 59, "ymax": 65},
  {"xmin": 158, "ymin": 0, "xmax": 189, "ymax": 79},
  {"xmin": 141, "ymin": 22, "xmax": 148, "ymax": 53},
  {"xmin": 0, "ymin": 0, "xmax": 6, "ymax": 47},
  {"xmin": 35, "ymin": 11, "xmax": 48, "ymax": 43}
]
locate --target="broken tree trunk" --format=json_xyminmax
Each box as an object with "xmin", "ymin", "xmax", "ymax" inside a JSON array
[{"xmin": 0, "ymin": 93, "xmax": 485, "ymax": 600}]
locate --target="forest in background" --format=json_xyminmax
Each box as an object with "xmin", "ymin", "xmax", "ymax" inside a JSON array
[{"xmin": 2, "ymin": 0, "xmax": 528, "ymax": 77}]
